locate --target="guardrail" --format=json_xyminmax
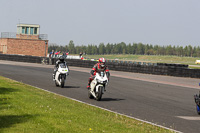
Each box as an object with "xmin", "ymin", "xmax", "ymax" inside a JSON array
[
  {"xmin": 0, "ymin": 54, "xmax": 199, "ymax": 78},
  {"xmin": 1, "ymin": 32, "xmax": 48, "ymax": 40}
]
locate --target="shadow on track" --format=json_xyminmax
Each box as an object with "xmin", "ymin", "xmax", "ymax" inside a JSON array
[
  {"xmin": 101, "ymin": 98, "xmax": 125, "ymax": 102},
  {"xmin": 63, "ymin": 86, "xmax": 80, "ymax": 89}
]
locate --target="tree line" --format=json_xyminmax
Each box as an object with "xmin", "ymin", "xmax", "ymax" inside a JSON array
[{"xmin": 48, "ymin": 40, "xmax": 200, "ymax": 57}]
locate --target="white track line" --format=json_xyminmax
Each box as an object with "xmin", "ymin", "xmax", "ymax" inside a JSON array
[{"xmin": 177, "ymin": 116, "xmax": 200, "ymax": 120}]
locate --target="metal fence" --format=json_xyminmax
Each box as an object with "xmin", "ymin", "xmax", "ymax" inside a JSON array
[
  {"xmin": 1, "ymin": 32, "xmax": 16, "ymax": 38},
  {"xmin": 1, "ymin": 32, "xmax": 48, "ymax": 40},
  {"xmin": 39, "ymin": 34, "xmax": 48, "ymax": 40}
]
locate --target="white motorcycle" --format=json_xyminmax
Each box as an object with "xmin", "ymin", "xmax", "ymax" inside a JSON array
[
  {"xmin": 54, "ymin": 63, "xmax": 69, "ymax": 88},
  {"xmin": 88, "ymin": 71, "xmax": 108, "ymax": 101}
]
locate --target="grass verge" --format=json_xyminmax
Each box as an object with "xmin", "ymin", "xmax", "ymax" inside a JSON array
[
  {"xmin": 84, "ymin": 54, "xmax": 199, "ymax": 65},
  {"xmin": 83, "ymin": 54, "xmax": 200, "ymax": 69},
  {"xmin": 0, "ymin": 76, "xmax": 173, "ymax": 133}
]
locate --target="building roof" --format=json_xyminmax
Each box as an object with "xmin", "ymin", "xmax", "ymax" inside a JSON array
[{"xmin": 17, "ymin": 24, "xmax": 40, "ymax": 28}]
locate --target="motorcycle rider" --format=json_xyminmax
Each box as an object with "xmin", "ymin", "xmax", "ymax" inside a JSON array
[
  {"xmin": 87, "ymin": 57, "xmax": 110, "ymax": 90},
  {"xmin": 53, "ymin": 56, "xmax": 69, "ymax": 80}
]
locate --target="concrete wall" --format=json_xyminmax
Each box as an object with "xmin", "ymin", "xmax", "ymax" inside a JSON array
[{"xmin": 0, "ymin": 54, "xmax": 42, "ymax": 63}]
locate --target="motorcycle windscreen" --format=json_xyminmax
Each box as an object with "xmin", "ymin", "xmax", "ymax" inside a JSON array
[{"xmin": 59, "ymin": 63, "xmax": 67, "ymax": 68}]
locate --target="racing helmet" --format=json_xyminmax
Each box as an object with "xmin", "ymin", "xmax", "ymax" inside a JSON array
[
  {"xmin": 59, "ymin": 56, "xmax": 65, "ymax": 62},
  {"xmin": 99, "ymin": 57, "xmax": 106, "ymax": 67}
]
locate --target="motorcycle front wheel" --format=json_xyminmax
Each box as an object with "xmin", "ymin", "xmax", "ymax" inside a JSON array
[
  {"xmin": 96, "ymin": 86, "xmax": 103, "ymax": 101},
  {"xmin": 61, "ymin": 76, "xmax": 65, "ymax": 88},
  {"xmin": 88, "ymin": 89, "xmax": 94, "ymax": 99},
  {"xmin": 55, "ymin": 81, "xmax": 59, "ymax": 87}
]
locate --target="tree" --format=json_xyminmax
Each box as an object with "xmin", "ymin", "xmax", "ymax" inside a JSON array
[
  {"xmin": 193, "ymin": 46, "xmax": 197, "ymax": 57},
  {"xmin": 127, "ymin": 43, "xmax": 132, "ymax": 54},
  {"xmin": 159, "ymin": 46, "xmax": 165, "ymax": 55},
  {"xmin": 81, "ymin": 45, "xmax": 87, "ymax": 55},
  {"xmin": 196, "ymin": 46, "xmax": 200, "ymax": 57},
  {"xmin": 132, "ymin": 43, "xmax": 137, "ymax": 54},
  {"xmin": 110, "ymin": 44, "xmax": 115, "ymax": 54},
  {"xmin": 188, "ymin": 45, "xmax": 193, "ymax": 57},
  {"xmin": 99, "ymin": 43, "xmax": 105, "ymax": 54},
  {"xmin": 153, "ymin": 45, "xmax": 159, "ymax": 55},
  {"xmin": 120, "ymin": 42, "xmax": 127, "ymax": 54},
  {"xmin": 68, "ymin": 40, "xmax": 75, "ymax": 54},
  {"xmin": 105, "ymin": 43, "xmax": 111, "ymax": 54},
  {"xmin": 75, "ymin": 46, "xmax": 81, "ymax": 54},
  {"xmin": 178, "ymin": 46, "xmax": 183, "ymax": 56},
  {"xmin": 91, "ymin": 45, "xmax": 98, "ymax": 55},
  {"xmin": 87, "ymin": 44, "xmax": 92, "ymax": 55},
  {"xmin": 166, "ymin": 45, "xmax": 173, "ymax": 55},
  {"xmin": 48, "ymin": 40, "xmax": 200, "ymax": 57},
  {"xmin": 136, "ymin": 43, "xmax": 144, "ymax": 54},
  {"xmin": 184, "ymin": 46, "xmax": 188, "ymax": 56}
]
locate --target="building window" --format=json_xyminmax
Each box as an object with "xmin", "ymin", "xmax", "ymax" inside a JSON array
[
  {"xmin": 25, "ymin": 27, "xmax": 29, "ymax": 34},
  {"xmin": 22, "ymin": 27, "xmax": 25, "ymax": 34},
  {"xmin": 30, "ymin": 27, "xmax": 34, "ymax": 35},
  {"xmin": 34, "ymin": 28, "xmax": 37, "ymax": 34}
]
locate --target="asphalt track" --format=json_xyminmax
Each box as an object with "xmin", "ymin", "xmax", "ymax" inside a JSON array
[{"xmin": 1, "ymin": 60, "xmax": 200, "ymax": 133}]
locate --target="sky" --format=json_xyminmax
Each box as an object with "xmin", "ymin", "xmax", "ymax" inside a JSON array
[{"xmin": 0, "ymin": 0, "xmax": 200, "ymax": 46}]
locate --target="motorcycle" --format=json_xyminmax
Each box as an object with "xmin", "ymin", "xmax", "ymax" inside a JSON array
[
  {"xmin": 194, "ymin": 91, "xmax": 200, "ymax": 115},
  {"xmin": 53, "ymin": 63, "xmax": 69, "ymax": 88},
  {"xmin": 88, "ymin": 71, "xmax": 108, "ymax": 101}
]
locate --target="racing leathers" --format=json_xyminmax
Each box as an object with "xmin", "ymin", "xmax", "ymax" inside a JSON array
[{"xmin": 87, "ymin": 63, "xmax": 110, "ymax": 89}]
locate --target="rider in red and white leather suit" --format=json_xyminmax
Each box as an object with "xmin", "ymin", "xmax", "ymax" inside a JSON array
[{"xmin": 87, "ymin": 58, "xmax": 110, "ymax": 89}]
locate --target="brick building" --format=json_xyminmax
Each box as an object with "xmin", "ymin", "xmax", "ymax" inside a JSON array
[{"xmin": 0, "ymin": 24, "xmax": 48, "ymax": 57}]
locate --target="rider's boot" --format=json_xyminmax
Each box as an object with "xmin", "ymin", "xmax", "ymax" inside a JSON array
[
  {"xmin": 87, "ymin": 81, "xmax": 91, "ymax": 90},
  {"xmin": 87, "ymin": 78, "xmax": 92, "ymax": 90},
  {"xmin": 87, "ymin": 85, "xmax": 90, "ymax": 90}
]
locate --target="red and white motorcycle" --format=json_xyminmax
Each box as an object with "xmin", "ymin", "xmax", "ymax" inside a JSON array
[{"xmin": 88, "ymin": 71, "xmax": 108, "ymax": 101}]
